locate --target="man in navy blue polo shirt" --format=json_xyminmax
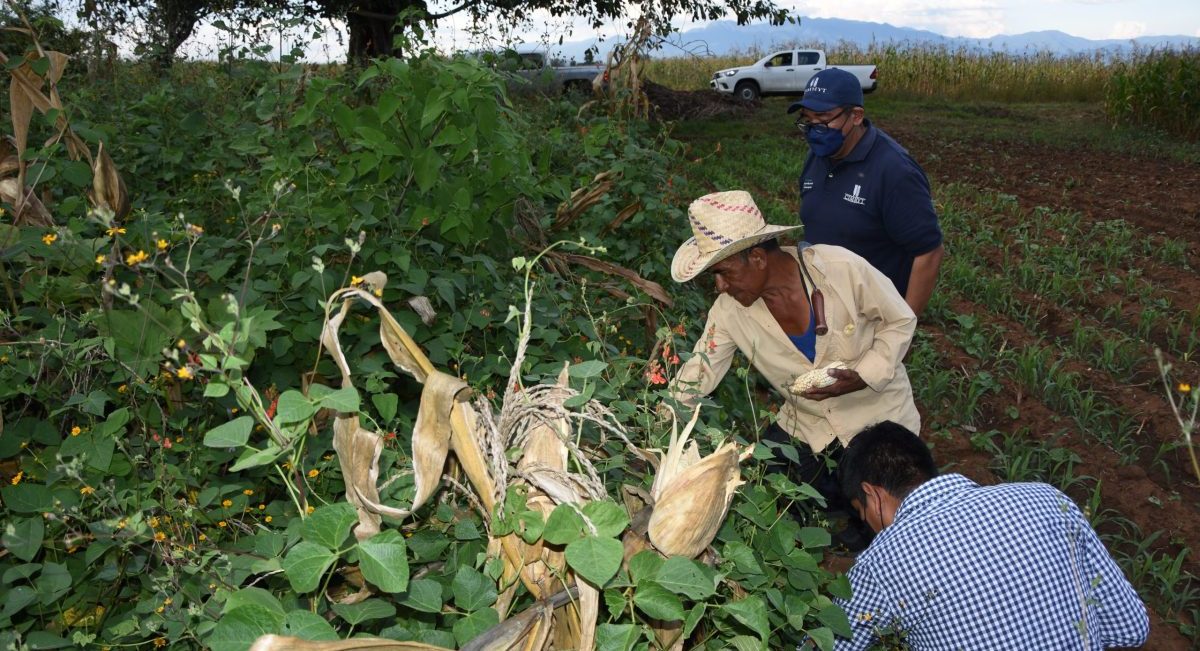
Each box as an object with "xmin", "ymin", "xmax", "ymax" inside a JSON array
[{"xmin": 788, "ymin": 69, "xmax": 944, "ymax": 316}]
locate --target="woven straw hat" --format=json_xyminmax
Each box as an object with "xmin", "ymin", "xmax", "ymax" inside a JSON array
[{"xmin": 671, "ymin": 190, "xmax": 802, "ymax": 282}]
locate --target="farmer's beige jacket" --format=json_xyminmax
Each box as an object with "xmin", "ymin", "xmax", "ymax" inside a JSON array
[{"xmin": 671, "ymin": 244, "xmax": 920, "ymax": 453}]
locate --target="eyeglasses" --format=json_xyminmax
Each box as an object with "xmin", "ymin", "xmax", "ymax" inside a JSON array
[{"xmin": 794, "ymin": 108, "xmax": 850, "ymax": 134}]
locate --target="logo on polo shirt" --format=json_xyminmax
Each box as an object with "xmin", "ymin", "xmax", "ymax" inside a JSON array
[
  {"xmin": 843, "ymin": 184, "xmax": 866, "ymax": 205},
  {"xmin": 802, "ymin": 179, "xmax": 814, "ymax": 191}
]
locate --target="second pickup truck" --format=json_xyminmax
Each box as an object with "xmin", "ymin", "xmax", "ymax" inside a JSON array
[{"xmin": 710, "ymin": 49, "xmax": 878, "ymax": 101}]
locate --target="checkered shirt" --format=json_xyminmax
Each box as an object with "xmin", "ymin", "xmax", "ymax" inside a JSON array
[{"xmin": 828, "ymin": 474, "xmax": 1148, "ymax": 650}]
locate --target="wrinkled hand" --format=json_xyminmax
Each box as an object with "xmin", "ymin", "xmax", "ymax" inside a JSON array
[{"xmin": 802, "ymin": 367, "xmax": 867, "ymax": 401}]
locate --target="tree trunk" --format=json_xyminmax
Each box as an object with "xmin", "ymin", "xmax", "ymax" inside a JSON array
[{"xmin": 345, "ymin": 0, "xmax": 427, "ymax": 62}]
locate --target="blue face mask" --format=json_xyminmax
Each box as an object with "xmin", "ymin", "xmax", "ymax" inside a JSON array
[{"xmin": 805, "ymin": 125, "xmax": 845, "ymax": 157}]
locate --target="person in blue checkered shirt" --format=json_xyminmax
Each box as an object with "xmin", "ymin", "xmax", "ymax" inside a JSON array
[{"xmin": 816, "ymin": 421, "xmax": 1148, "ymax": 650}]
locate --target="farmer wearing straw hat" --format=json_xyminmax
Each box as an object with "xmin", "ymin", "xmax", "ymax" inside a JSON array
[
  {"xmin": 668, "ymin": 190, "xmax": 920, "ymax": 551},
  {"xmin": 789, "ymin": 68, "xmax": 944, "ymax": 317}
]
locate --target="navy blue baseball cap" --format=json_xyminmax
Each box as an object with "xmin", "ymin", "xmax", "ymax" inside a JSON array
[{"xmin": 786, "ymin": 68, "xmax": 864, "ymax": 114}]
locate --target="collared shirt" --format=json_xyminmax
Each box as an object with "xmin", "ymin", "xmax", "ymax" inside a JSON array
[
  {"xmin": 799, "ymin": 120, "xmax": 943, "ymax": 297},
  {"xmin": 670, "ymin": 245, "xmax": 919, "ymax": 453},
  {"xmin": 831, "ymin": 474, "xmax": 1149, "ymax": 651}
]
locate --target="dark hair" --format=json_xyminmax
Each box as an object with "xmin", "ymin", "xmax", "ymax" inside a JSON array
[
  {"xmin": 839, "ymin": 421, "xmax": 937, "ymax": 505},
  {"xmin": 739, "ymin": 237, "xmax": 782, "ymax": 260}
]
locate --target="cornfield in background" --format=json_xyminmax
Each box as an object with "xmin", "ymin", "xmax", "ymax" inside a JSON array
[
  {"xmin": 646, "ymin": 41, "xmax": 1112, "ymax": 102},
  {"xmin": 1106, "ymin": 47, "xmax": 1200, "ymax": 141}
]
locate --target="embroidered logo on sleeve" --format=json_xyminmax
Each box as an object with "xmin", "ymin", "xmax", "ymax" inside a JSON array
[{"xmin": 843, "ymin": 184, "xmax": 866, "ymax": 206}]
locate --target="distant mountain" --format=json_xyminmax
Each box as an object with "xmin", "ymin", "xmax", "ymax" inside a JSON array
[{"xmin": 546, "ymin": 16, "xmax": 1200, "ymax": 61}]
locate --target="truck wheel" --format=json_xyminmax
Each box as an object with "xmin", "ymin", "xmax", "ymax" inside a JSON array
[{"xmin": 734, "ymin": 81, "xmax": 760, "ymax": 102}]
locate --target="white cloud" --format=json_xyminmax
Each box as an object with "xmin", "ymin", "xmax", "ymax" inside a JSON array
[
  {"xmin": 786, "ymin": 0, "xmax": 1005, "ymax": 38},
  {"xmin": 1109, "ymin": 21, "xmax": 1147, "ymax": 38}
]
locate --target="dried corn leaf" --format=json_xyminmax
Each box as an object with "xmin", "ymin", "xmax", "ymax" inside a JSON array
[
  {"xmin": 552, "ymin": 252, "xmax": 673, "ymax": 307},
  {"xmin": 333, "ymin": 415, "xmax": 409, "ymax": 540},
  {"xmin": 410, "ymin": 370, "xmax": 467, "ymax": 512},
  {"xmin": 0, "ymin": 177, "xmax": 53, "ymax": 227}
]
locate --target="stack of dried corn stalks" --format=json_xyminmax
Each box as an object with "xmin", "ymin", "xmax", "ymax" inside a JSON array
[{"xmin": 253, "ymin": 273, "xmax": 749, "ymax": 650}]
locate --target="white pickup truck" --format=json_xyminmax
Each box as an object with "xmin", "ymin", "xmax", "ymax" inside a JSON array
[{"xmin": 710, "ymin": 50, "xmax": 878, "ymax": 101}]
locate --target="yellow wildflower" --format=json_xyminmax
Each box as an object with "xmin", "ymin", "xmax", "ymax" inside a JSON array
[
  {"xmin": 153, "ymin": 531, "xmax": 166, "ymax": 542},
  {"xmin": 95, "ymin": 254, "xmax": 106, "ymax": 265},
  {"xmin": 307, "ymin": 469, "xmax": 319, "ymax": 479},
  {"xmin": 117, "ymin": 518, "xmax": 128, "ymax": 529},
  {"xmin": 176, "ymin": 367, "xmax": 193, "ymax": 380},
  {"xmin": 187, "ymin": 223, "xmax": 204, "ymax": 236},
  {"xmin": 242, "ymin": 489, "xmax": 254, "ymax": 495},
  {"xmin": 153, "ymin": 637, "xmax": 166, "ymax": 647},
  {"xmin": 218, "ymin": 521, "xmax": 227, "ymax": 528},
  {"xmin": 350, "ymin": 275, "xmax": 364, "ymax": 286},
  {"xmin": 125, "ymin": 250, "xmax": 149, "ymax": 265},
  {"xmin": 118, "ymin": 384, "xmax": 127, "ymax": 393},
  {"xmin": 105, "ymin": 226, "xmax": 126, "ymax": 237},
  {"xmin": 149, "ymin": 517, "xmax": 160, "ymax": 528},
  {"xmin": 1180, "ymin": 382, "xmax": 1192, "ymax": 394},
  {"xmin": 265, "ymin": 516, "xmax": 273, "ymax": 523},
  {"xmin": 257, "ymin": 504, "xmax": 265, "ymax": 510},
  {"xmin": 70, "ymin": 426, "xmax": 82, "ymax": 437},
  {"xmin": 11, "ymin": 471, "xmax": 23, "ymax": 485},
  {"xmin": 373, "ymin": 288, "xmax": 383, "ymax": 298},
  {"xmin": 198, "ymin": 534, "xmax": 206, "ymax": 541},
  {"xmin": 80, "ymin": 486, "xmax": 95, "ymax": 495},
  {"xmin": 156, "ymin": 239, "xmax": 169, "ymax": 251},
  {"xmin": 305, "ymin": 505, "xmax": 315, "ymax": 514},
  {"xmin": 221, "ymin": 499, "xmax": 232, "ymax": 508},
  {"xmin": 164, "ymin": 598, "xmax": 173, "ymax": 606},
  {"xmin": 176, "ymin": 339, "xmax": 187, "ymax": 349}
]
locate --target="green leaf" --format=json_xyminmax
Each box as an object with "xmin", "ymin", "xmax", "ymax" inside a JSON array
[
  {"xmin": 656, "ymin": 557, "xmax": 716, "ymax": 599},
  {"xmin": 37, "ymin": 563, "xmax": 72, "ymax": 605},
  {"xmin": 627, "ymin": 550, "xmax": 663, "ymax": 583},
  {"xmin": 568, "ymin": 360, "xmax": 607, "ymax": 378},
  {"xmin": 331, "ymin": 599, "xmax": 395, "ymax": 625},
  {"xmin": 357, "ymin": 530, "xmax": 409, "ymax": 593},
  {"xmin": 281, "ymin": 541, "xmax": 337, "ymax": 593},
  {"xmin": 2, "ymin": 516, "xmax": 44, "ymax": 561},
  {"xmin": 815, "ymin": 602, "xmax": 852, "ymax": 638},
  {"xmin": 1, "ymin": 483, "xmax": 54, "ymax": 513},
  {"xmin": 722, "ymin": 541, "xmax": 763, "ymax": 576},
  {"xmin": 25, "ymin": 631, "xmax": 71, "ymax": 649},
  {"xmin": 203, "ymin": 416, "xmax": 254, "ymax": 448},
  {"xmin": 722, "ymin": 595, "xmax": 770, "ymax": 641},
  {"xmin": 371, "ymin": 393, "xmax": 398, "ymax": 422},
  {"xmin": 282, "ymin": 610, "xmax": 338, "ymax": 641},
  {"xmin": 595, "ymin": 623, "xmax": 641, "ymax": 651},
  {"xmin": 453, "ymin": 607, "xmax": 500, "ymax": 646},
  {"xmin": 517, "ymin": 509, "xmax": 545, "ymax": 544},
  {"xmin": 542, "ymin": 503, "xmax": 586, "ymax": 545},
  {"xmin": 276, "ymin": 390, "xmax": 316, "ymax": 424},
  {"xmin": 633, "ymin": 580, "xmax": 685, "ymax": 621},
  {"xmin": 798, "ymin": 527, "xmax": 831, "ymax": 549},
  {"xmin": 400, "ymin": 578, "xmax": 444, "ymax": 613},
  {"xmin": 301, "ymin": 502, "xmax": 357, "ymax": 550},
  {"xmin": 582, "ymin": 501, "xmax": 630, "ymax": 538},
  {"xmin": 1, "ymin": 586, "xmax": 36, "ymax": 619},
  {"xmin": 204, "ymin": 381, "xmax": 231, "ymax": 398},
  {"xmin": 223, "ymin": 587, "xmax": 285, "ymax": 621},
  {"xmin": 565, "ymin": 536, "xmax": 623, "ymax": 587},
  {"xmin": 317, "ymin": 386, "xmax": 360, "ymax": 412},
  {"xmin": 452, "ymin": 566, "xmax": 497, "ymax": 611},
  {"xmin": 229, "ymin": 443, "xmax": 283, "ymax": 472},
  {"xmin": 806, "ymin": 626, "xmax": 836, "ymax": 651},
  {"xmin": 684, "ymin": 603, "xmax": 706, "ymax": 637}
]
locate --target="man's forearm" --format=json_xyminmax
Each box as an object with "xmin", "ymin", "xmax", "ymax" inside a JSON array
[{"xmin": 905, "ymin": 244, "xmax": 945, "ymax": 317}]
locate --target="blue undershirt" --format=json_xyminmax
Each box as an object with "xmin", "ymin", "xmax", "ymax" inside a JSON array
[{"xmin": 787, "ymin": 303, "xmax": 817, "ymax": 362}]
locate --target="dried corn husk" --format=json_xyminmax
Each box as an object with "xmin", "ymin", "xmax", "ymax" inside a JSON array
[
  {"xmin": 89, "ymin": 141, "xmax": 129, "ymax": 219},
  {"xmin": 647, "ymin": 406, "xmax": 749, "ymax": 558}
]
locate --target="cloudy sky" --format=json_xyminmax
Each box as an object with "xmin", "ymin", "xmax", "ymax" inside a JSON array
[{"xmin": 179, "ymin": 0, "xmax": 1200, "ymax": 61}]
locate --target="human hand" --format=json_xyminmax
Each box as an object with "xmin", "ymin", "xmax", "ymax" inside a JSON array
[{"xmin": 801, "ymin": 367, "xmax": 867, "ymax": 401}]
